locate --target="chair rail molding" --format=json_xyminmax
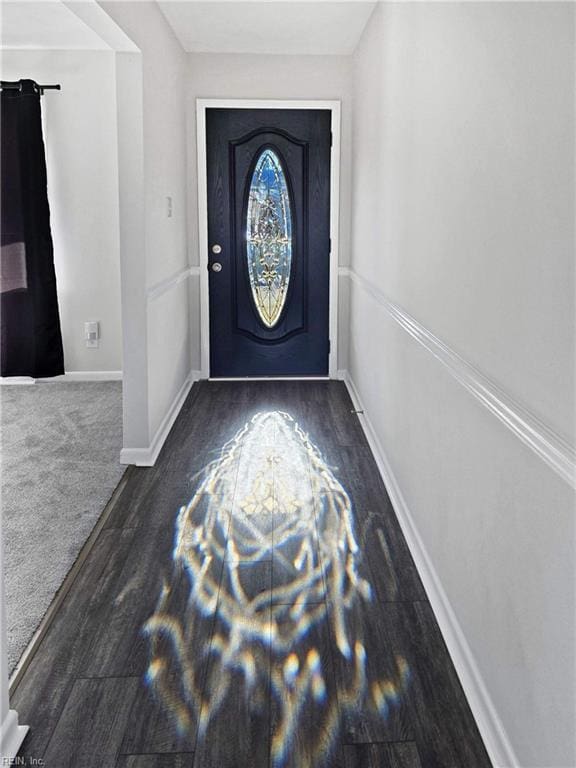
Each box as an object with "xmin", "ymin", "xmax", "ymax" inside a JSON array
[
  {"xmin": 147, "ymin": 265, "xmax": 200, "ymax": 303},
  {"xmin": 340, "ymin": 266, "xmax": 576, "ymax": 490}
]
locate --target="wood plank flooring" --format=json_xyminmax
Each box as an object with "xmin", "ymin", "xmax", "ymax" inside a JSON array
[{"xmin": 13, "ymin": 381, "xmax": 492, "ymax": 768}]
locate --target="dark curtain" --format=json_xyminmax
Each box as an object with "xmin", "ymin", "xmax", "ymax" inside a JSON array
[{"xmin": 1, "ymin": 79, "xmax": 64, "ymax": 377}]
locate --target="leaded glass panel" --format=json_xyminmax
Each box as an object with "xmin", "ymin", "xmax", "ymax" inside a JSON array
[{"xmin": 246, "ymin": 149, "xmax": 292, "ymax": 328}]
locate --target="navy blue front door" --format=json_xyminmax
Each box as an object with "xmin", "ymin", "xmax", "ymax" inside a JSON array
[{"xmin": 206, "ymin": 108, "xmax": 331, "ymax": 377}]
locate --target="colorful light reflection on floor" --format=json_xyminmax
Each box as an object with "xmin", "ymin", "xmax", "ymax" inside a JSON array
[{"xmin": 143, "ymin": 411, "xmax": 410, "ymax": 766}]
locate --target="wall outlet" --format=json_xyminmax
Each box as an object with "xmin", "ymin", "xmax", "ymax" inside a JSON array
[{"xmin": 85, "ymin": 320, "xmax": 100, "ymax": 349}]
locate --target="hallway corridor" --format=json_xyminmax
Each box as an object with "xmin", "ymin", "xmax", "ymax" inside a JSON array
[{"xmin": 13, "ymin": 382, "xmax": 491, "ymax": 767}]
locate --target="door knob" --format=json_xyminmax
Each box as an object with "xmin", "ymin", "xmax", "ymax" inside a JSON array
[
  {"xmin": 211, "ymin": 262, "xmax": 222, "ymax": 273},
  {"xmin": 212, "ymin": 244, "xmax": 222, "ymax": 254}
]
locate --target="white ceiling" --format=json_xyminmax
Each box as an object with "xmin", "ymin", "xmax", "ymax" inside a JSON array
[
  {"xmin": 0, "ymin": 1, "xmax": 110, "ymax": 50},
  {"xmin": 0, "ymin": 1, "xmax": 376, "ymax": 55},
  {"xmin": 158, "ymin": 1, "xmax": 376, "ymax": 55}
]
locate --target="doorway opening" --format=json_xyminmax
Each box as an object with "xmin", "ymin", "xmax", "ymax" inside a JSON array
[{"xmin": 197, "ymin": 100, "xmax": 341, "ymax": 379}]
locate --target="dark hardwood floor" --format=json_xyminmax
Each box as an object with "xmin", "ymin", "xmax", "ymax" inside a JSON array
[{"xmin": 13, "ymin": 381, "xmax": 492, "ymax": 768}]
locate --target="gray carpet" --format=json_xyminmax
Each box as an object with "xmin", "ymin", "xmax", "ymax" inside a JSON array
[{"xmin": 1, "ymin": 381, "xmax": 125, "ymax": 673}]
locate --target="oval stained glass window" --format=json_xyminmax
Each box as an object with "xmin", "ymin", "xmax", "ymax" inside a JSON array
[{"xmin": 246, "ymin": 149, "xmax": 292, "ymax": 328}]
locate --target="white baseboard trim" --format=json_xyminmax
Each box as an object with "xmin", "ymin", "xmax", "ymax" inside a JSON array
[
  {"xmin": 120, "ymin": 370, "xmax": 201, "ymax": 466},
  {"xmin": 1, "ymin": 371, "xmax": 123, "ymax": 384},
  {"xmin": 0, "ymin": 708, "xmax": 28, "ymax": 760},
  {"xmin": 49, "ymin": 370, "xmax": 123, "ymax": 382},
  {"xmin": 0, "ymin": 377, "xmax": 36, "ymax": 385},
  {"xmin": 343, "ymin": 370, "xmax": 520, "ymax": 768}
]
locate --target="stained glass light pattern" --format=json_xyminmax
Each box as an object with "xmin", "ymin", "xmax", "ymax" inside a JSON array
[
  {"xmin": 246, "ymin": 149, "xmax": 293, "ymax": 328},
  {"xmin": 143, "ymin": 411, "xmax": 411, "ymax": 767}
]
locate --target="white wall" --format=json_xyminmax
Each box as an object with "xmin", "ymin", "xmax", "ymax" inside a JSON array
[
  {"xmin": 0, "ymin": 524, "xmax": 27, "ymax": 757},
  {"xmin": 0, "ymin": 49, "xmax": 122, "ymax": 373},
  {"xmin": 186, "ymin": 53, "xmax": 352, "ymax": 372},
  {"xmin": 349, "ymin": 3, "xmax": 575, "ymax": 766},
  {"xmin": 100, "ymin": 2, "xmax": 191, "ymax": 453}
]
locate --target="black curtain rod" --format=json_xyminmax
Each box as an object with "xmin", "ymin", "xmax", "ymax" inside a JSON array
[{"xmin": 0, "ymin": 81, "xmax": 61, "ymax": 96}]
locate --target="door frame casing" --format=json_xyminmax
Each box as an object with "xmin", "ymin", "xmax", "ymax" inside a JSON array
[{"xmin": 196, "ymin": 98, "xmax": 341, "ymax": 379}]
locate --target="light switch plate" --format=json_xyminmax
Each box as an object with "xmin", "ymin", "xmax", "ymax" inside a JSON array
[{"xmin": 85, "ymin": 320, "xmax": 100, "ymax": 348}]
